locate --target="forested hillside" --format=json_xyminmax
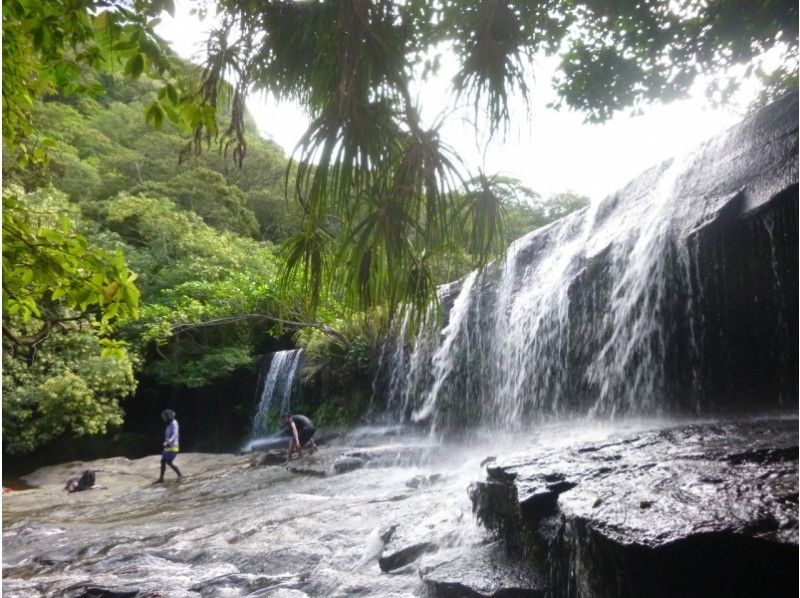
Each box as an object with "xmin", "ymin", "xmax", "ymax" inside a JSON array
[
  {"xmin": 3, "ymin": 67, "xmax": 587, "ymax": 458},
  {"xmin": 3, "ymin": 71, "xmax": 310, "ymax": 453}
]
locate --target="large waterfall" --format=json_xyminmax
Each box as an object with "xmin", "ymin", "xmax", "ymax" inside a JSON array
[
  {"xmin": 250, "ymin": 349, "xmax": 303, "ymax": 437},
  {"xmin": 379, "ymin": 93, "xmax": 798, "ymax": 433}
]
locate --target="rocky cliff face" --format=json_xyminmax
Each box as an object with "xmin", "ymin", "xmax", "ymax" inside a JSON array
[
  {"xmin": 469, "ymin": 419, "xmax": 798, "ymax": 598},
  {"xmin": 377, "ymin": 93, "xmax": 798, "ymax": 431}
]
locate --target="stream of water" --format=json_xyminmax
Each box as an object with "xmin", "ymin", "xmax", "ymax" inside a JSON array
[
  {"xmin": 250, "ymin": 350, "xmax": 304, "ymax": 439},
  {"xmin": 2, "ymin": 422, "xmax": 666, "ymax": 598}
]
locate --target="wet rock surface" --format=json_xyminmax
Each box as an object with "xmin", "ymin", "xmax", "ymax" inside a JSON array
[
  {"xmin": 420, "ymin": 541, "xmax": 545, "ymax": 597},
  {"xmin": 379, "ymin": 541, "xmax": 438, "ymax": 572},
  {"xmin": 375, "ymin": 486, "xmax": 468, "ymax": 572},
  {"xmin": 471, "ymin": 418, "xmax": 799, "ymax": 597},
  {"xmin": 2, "ymin": 434, "xmax": 495, "ymax": 597},
  {"xmin": 333, "ymin": 445, "xmax": 434, "ymax": 474},
  {"xmin": 5, "ymin": 421, "xmax": 797, "ymax": 597}
]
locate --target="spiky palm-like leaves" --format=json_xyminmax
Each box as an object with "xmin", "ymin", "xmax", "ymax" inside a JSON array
[
  {"xmin": 191, "ymin": 0, "xmax": 798, "ymax": 324},
  {"xmin": 197, "ymin": 0, "xmax": 506, "ymax": 322},
  {"xmin": 458, "ymin": 173, "xmax": 508, "ymax": 265}
]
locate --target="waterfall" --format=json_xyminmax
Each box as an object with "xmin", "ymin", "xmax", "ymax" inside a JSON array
[
  {"xmin": 250, "ymin": 349, "xmax": 303, "ymax": 437},
  {"xmin": 585, "ymin": 152, "xmax": 696, "ymax": 417},
  {"xmin": 412, "ymin": 270, "xmax": 479, "ymax": 426},
  {"xmin": 378, "ymin": 92, "xmax": 798, "ymax": 431}
]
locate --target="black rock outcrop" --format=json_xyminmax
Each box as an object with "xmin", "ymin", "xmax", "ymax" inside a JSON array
[
  {"xmin": 469, "ymin": 419, "xmax": 798, "ymax": 598},
  {"xmin": 377, "ymin": 92, "xmax": 799, "ymax": 429}
]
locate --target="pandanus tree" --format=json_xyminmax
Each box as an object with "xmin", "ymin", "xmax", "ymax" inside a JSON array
[
  {"xmin": 190, "ymin": 0, "xmax": 797, "ymax": 321},
  {"xmin": 3, "ymin": 0, "xmax": 798, "ymax": 329}
]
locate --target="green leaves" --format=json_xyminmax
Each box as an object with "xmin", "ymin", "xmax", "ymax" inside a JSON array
[
  {"xmin": 124, "ymin": 53, "xmax": 145, "ymax": 78},
  {"xmin": 3, "ymin": 0, "xmax": 187, "ymax": 157},
  {"xmin": 145, "ymin": 99, "xmax": 164, "ymax": 128},
  {"xmin": 457, "ymin": 173, "xmax": 508, "ymax": 265},
  {"xmin": 3, "ymin": 321, "xmax": 136, "ymax": 454},
  {"xmin": 444, "ymin": 0, "xmax": 535, "ymax": 135},
  {"xmin": 2, "ymin": 187, "xmax": 140, "ymax": 342},
  {"xmin": 172, "ymin": 0, "xmax": 797, "ymax": 329}
]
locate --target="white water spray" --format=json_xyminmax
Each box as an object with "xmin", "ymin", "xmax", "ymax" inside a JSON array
[{"xmin": 250, "ymin": 349, "xmax": 303, "ymax": 437}]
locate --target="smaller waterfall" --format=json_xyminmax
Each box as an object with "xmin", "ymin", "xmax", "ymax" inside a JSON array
[
  {"xmin": 250, "ymin": 349, "xmax": 303, "ymax": 438},
  {"xmin": 413, "ymin": 270, "xmax": 479, "ymax": 425}
]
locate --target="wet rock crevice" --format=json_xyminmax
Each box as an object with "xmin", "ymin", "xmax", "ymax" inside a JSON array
[{"xmin": 469, "ymin": 420, "xmax": 799, "ymax": 598}]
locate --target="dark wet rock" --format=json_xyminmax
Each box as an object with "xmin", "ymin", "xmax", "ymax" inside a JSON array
[
  {"xmin": 258, "ymin": 450, "xmax": 326, "ymax": 468},
  {"xmin": 378, "ymin": 541, "xmax": 438, "ymax": 572},
  {"xmin": 470, "ymin": 419, "xmax": 799, "ymax": 597},
  {"xmin": 289, "ymin": 467, "xmax": 327, "ymax": 477},
  {"xmin": 226, "ymin": 548, "xmax": 323, "ymax": 578},
  {"xmin": 405, "ymin": 473, "xmax": 443, "ymax": 489},
  {"xmin": 190, "ymin": 573, "xmax": 253, "ymax": 592},
  {"xmin": 249, "ymin": 589, "xmax": 310, "ymax": 598},
  {"xmin": 384, "ymin": 563, "xmax": 418, "ymax": 576},
  {"xmin": 379, "ymin": 524, "xmax": 398, "ymax": 543},
  {"xmin": 469, "ymin": 481, "xmax": 528, "ymax": 553},
  {"xmin": 333, "ymin": 456, "xmax": 365, "ymax": 474},
  {"xmin": 314, "ymin": 431, "xmax": 341, "ymax": 446},
  {"xmin": 333, "ymin": 445, "xmax": 432, "ymax": 474},
  {"xmin": 480, "ymin": 456, "xmax": 497, "ymax": 467},
  {"xmin": 406, "ymin": 476, "xmax": 422, "ymax": 489},
  {"xmin": 248, "ymin": 430, "xmax": 339, "ymax": 456},
  {"xmin": 420, "ymin": 542, "xmax": 545, "ymax": 598},
  {"xmin": 259, "ymin": 450, "xmax": 289, "ymax": 466},
  {"xmin": 189, "ymin": 572, "xmax": 296, "ymax": 595},
  {"xmin": 376, "ymin": 519, "xmax": 439, "ymax": 572}
]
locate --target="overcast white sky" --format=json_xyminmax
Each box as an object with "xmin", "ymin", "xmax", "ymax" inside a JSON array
[{"xmin": 156, "ymin": 2, "xmax": 753, "ymax": 202}]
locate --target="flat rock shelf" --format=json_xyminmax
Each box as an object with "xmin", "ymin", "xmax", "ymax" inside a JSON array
[
  {"xmin": 3, "ymin": 420, "xmax": 796, "ymax": 597},
  {"xmin": 469, "ymin": 418, "xmax": 798, "ymax": 598}
]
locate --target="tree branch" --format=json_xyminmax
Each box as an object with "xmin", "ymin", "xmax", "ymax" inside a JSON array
[
  {"xmin": 167, "ymin": 313, "xmax": 348, "ymax": 344},
  {"xmin": 3, "ymin": 322, "xmax": 52, "ymax": 347},
  {"xmin": 2, "ymin": 312, "xmax": 93, "ymax": 348}
]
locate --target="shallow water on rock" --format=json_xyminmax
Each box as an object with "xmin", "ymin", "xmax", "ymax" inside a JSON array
[
  {"xmin": 4, "ymin": 419, "xmax": 793, "ymax": 597},
  {"xmin": 3, "ymin": 429, "xmax": 495, "ymax": 597}
]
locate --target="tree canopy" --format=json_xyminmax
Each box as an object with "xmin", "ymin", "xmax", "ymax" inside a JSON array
[
  {"xmin": 1, "ymin": 69, "xmax": 306, "ymax": 451},
  {"xmin": 5, "ymin": 0, "xmax": 796, "ymax": 323},
  {"xmin": 2, "ymin": 0, "xmax": 796, "ymax": 451},
  {"xmin": 196, "ymin": 0, "xmax": 797, "ymax": 317}
]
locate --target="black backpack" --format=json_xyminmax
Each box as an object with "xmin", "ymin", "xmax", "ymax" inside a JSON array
[{"xmin": 65, "ymin": 469, "xmax": 96, "ymax": 493}]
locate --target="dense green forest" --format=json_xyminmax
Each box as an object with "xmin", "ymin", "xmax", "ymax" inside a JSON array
[
  {"xmin": 3, "ymin": 72, "xmax": 300, "ymax": 452},
  {"xmin": 2, "ymin": 69, "xmax": 588, "ymax": 454},
  {"xmin": 3, "ymin": 0, "xmax": 794, "ymax": 456}
]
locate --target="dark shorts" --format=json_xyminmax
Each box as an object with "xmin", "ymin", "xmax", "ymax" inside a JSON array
[
  {"xmin": 297, "ymin": 427, "xmax": 315, "ymax": 446},
  {"xmin": 161, "ymin": 450, "xmax": 178, "ymax": 463}
]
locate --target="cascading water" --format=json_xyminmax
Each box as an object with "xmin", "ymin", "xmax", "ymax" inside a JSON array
[
  {"xmin": 379, "ymin": 92, "xmax": 798, "ymax": 432},
  {"xmin": 584, "ymin": 151, "xmax": 697, "ymax": 418},
  {"xmin": 250, "ymin": 349, "xmax": 303, "ymax": 438},
  {"xmin": 412, "ymin": 271, "xmax": 479, "ymax": 425}
]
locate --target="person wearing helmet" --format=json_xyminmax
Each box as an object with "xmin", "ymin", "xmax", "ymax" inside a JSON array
[
  {"xmin": 156, "ymin": 409, "xmax": 183, "ymax": 482},
  {"xmin": 281, "ymin": 412, "xmax": 318, "ymax": 465}
]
